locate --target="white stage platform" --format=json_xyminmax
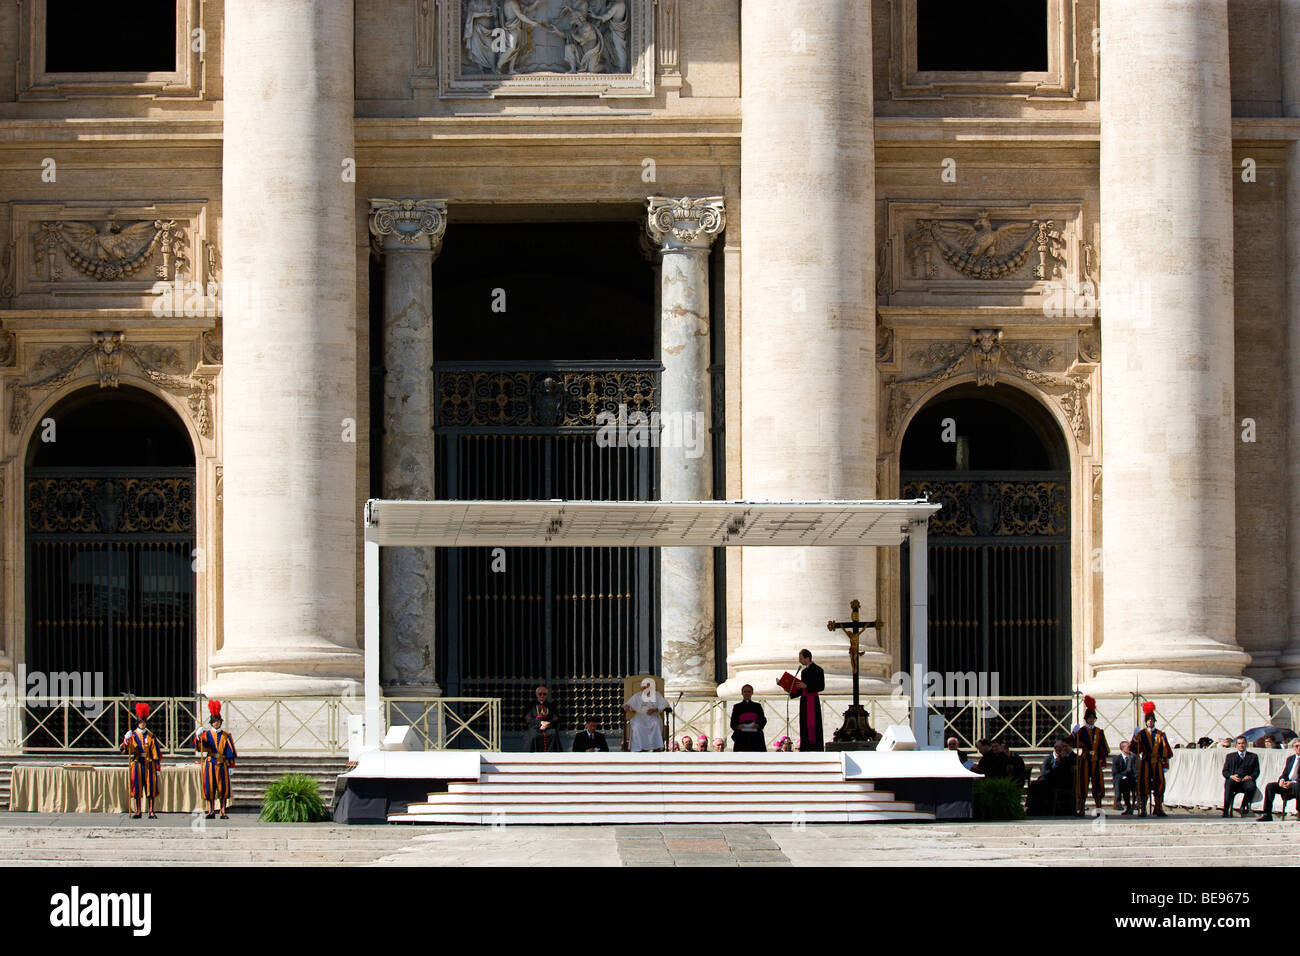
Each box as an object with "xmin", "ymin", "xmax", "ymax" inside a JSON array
[{"xmin": 337, "ymin": 750, "xmax": 978, "ymax": 825}]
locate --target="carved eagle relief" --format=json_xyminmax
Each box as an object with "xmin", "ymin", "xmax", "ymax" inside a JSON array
[
  {"xmin": 908, "ymin": 210, "xmax": 1062, "ymax": 281},
  {"xmin": 33, "ymin": 219, "xmax": 185, "ymax": 282}
]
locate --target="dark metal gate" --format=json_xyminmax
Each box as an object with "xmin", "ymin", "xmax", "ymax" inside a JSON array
[
  {"xmin": 25, "ymin": 468, "xmax": 196, "ymax": 702},
  {"xmin": 901, "ymin": 472, "xmax": 1070, "ymax": 699},
  {"xmin": 434, "ymin": 363, "xmax": 660, "ymax": 742}
]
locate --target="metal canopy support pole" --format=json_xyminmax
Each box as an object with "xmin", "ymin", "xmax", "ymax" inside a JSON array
[
  {"xmin": 364, "ymin": 527, "xmax": 382, "ymax": 749},
  {"xmin": 909, "ymin": 518, "xmax": 929, "ymax": 748}
]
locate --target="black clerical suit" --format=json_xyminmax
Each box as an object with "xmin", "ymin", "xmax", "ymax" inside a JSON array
[
  {"xmin": 1027, "ymin": 752, "xmax": 1077, "ymax": 816},
  {"xmin": 1222, "ymin": 748, "xmax": 1260, "ymax": 816},
  {"xmin": 972, "ymin": 749, "xmax": 1008, "ymax": 780},
  {"xmin": 1259, "ymin": 753, "xmax": 1300, "ymax": 820},
  {"xmin": 1112, "ymin": 752, "xmax": 1137, "ymax": 812},
  {"xmin": 572, "ymin": 728, "xmax": 608, "ymax": 752},
  {"xmin": 523, "ymin": 700, "xmax": 563, "ymax": 753},
  {"xmin": 789, "ymin": 662, "xmax": 825, "ymax": 751},
  {"xmin": 730, "ymin": 700, "xmax": 768, "ymax": 752}
]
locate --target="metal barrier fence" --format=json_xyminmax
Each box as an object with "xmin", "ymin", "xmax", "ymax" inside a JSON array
[
  {"xmin": 2, "ymin": 692, "xmax": 1294, "ymax": 755},
  {"xmin": 0, "ymin": 696, "xmax": 501, "ymax": 755}
]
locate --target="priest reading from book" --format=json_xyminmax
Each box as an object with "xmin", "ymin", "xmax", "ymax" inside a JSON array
[
  {"xmin": 624, "ymin": 678, "xmax": 670, "ymax": 752},
  {"xmin": 729, "ymin": 684, "xmax": 768, "ymax": 752},
  {"xmin": 523, "ymin": 684, "xmax": 564, "ymax": 752},
  {"xmin": 779, "ymin": 649, "xmax": 825, "ymax": 752}
]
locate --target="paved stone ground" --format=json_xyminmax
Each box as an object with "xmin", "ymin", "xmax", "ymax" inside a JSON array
[
  {"xmin": 0, "ymin": 810, "xmax": 1293, "ymax": 866},
  {"xmin": 612, "ymin": 825, "xmax": 791, "ymax": 866}
]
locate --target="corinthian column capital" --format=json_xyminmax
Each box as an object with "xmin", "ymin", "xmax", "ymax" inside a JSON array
[
  {"xmin": 368, "ymin": 198, "xmax": 448, "ymax": 254},
  {"xmin": 646, "ymin": 196, "xmax": 726, "ymax": 252}
]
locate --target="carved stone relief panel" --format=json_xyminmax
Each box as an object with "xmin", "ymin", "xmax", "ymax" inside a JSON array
[
  {"xmin": 5, "ymin": 331, "xmax": 215, "ymax": 439},
  {"xmin": 441, "ymin": 0, "xmax": 654, "ymax": 97},
  {"xmin": 8, "ymin": 202, "xmax": 208, "ymax": 309},
  {"xmin": 882, "ymin": 202, "xmax": 1086, "ymax": 307},
  {"xmin": 880, "ymin": 327, "xmax": 1095, "ymax": 448}
]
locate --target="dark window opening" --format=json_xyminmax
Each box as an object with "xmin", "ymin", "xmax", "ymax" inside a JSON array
[
  {"xmin": 45, "ymin": 0, "xmax": 177, "ymax": 73},
  {"xmin": 431, "ymin": 221, "xmax": 656, "ymax": 361},
  {"xmin": 900, "ymin": 388, "xmax": 1065, "ymax": 471},
  {"xmin": 916, "ymin": 0, "xmax": 1049, "ymax": 73},
  {"xmin": 28, "ymin": 387, "xmax": 194, "ymax": 468}
]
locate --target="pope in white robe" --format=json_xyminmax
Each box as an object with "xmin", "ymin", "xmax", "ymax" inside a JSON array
[{"xmin": 624, "ymin": 679, "xmax": 670, "ymax": 752}]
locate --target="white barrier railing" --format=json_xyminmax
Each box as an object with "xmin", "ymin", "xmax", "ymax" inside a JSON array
[{"xmin": 1, "ymin": 693, "xmax": 1292, "ymax": 755}]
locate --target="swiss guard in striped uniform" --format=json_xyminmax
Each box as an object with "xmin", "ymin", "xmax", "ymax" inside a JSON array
[
  {"xmin": 1070, "ymin": 695, "xmax": 1110, "ymax": 815},
  {"xmin": 121, "ymin": 703, "xmax": 162, "ymax": 819},
  {"xmin": 195, "ymin": 700, "xmax": 238, "ymax": 819},
  {"xmin": 1130, "ymin": 701, "xmax": 1172, "ymax": 817}
]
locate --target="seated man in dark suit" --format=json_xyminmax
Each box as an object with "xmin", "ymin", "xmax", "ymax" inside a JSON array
[
  {"xmin": 1112, "ymin": 739, "xmax": 1137, "ymax": 814},
  {"xmin": 1027, "ymin": 738, "xmax": 1077, "ymax": 816},
  {"xmin": 572, "ymin": 717, "xmax": 609, "ymax": 753},
  {"xmin": 1257, "ymin": 738, "xmax": 1300, "ymax": 821},
  {"xmin": 972, "ymin": 738, "xmax": 1008, "ymax": 779},
  {"xmin": 1221, "ymin": 735, "xmax": 1260, "ymax": 817}
]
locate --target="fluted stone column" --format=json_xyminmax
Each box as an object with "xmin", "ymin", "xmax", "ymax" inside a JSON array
[
  {"xmin": 647, "ymin": 197, "xmax": 724, "ymax": 694},
  {"xmin": 1087, "ymin": 0, "xmax": 1250, "ymax": 693},
  {"xmin": 720, "ymin": 1, "xmax": 889, "ymax": 697},
  {"xmin": 369, "ymin": 199, "xmax": 446, "ymax": 694},
  {"xmin": 1277, "ymin": 0, "xmax": 1300, "ymax": 692},
  {"xmin": 209, "ymin": 0, "xmax": 361, "ymax": 696}
]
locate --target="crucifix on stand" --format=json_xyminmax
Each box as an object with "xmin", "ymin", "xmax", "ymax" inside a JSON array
[{"xmin": 828, "ymin": 599, "xmax": 882, "ymax": 745}]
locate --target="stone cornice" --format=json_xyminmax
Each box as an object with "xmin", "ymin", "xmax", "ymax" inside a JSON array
[{"xmin": 877, "ymin": 305, "xmax": 1093, "ymax": 331}]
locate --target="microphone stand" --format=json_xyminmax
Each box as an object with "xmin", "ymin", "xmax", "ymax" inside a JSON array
[{"xmin": 669, "ymin": 691, "xmax": 683, "ymax": 751}]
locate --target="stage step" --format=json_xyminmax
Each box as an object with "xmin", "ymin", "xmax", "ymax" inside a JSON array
[
  {"xmin": 416, "ymin": 791, "xmax": 900, "ymax": 806},
  {"xmin": 383, "ymin": 751, "xmax": 948, "ymax": 825},
  {"xmin": 444, "ymin": 781, "xmax": 880, "ymax": 795},
  {"xmin": 395, "ymin": 809, "xmax": 927, "ymax": 824}
]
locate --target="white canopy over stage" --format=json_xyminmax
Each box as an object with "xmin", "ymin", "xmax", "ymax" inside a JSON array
[{"xmin": 362, "ymin": 499, "xmax": 942, "ymax": 748}]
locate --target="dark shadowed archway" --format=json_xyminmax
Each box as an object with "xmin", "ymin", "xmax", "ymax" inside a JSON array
[
  {"xmin": 25, "ymin": 386, "xmax": 196, "ymax": 706},
  {"xmin": 900, "ymin": 383, "xmax": 1071, "ymax": 699}
]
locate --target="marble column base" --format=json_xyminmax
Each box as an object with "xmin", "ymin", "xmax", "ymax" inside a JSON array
[
  {"xmin": 1083, "ymin": 637, "xmax": 1255, "ymax": 695},
  {"xmin": 1271, "ymin": 647, "xmax": 1300, "ymax": 694},
  {"xmin": 205, "ymin": 642, "xmax": 363, "ymax": 698}
]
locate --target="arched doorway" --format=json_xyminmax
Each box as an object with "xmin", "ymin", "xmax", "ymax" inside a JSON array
[
  {"xmin": 25, "ymin": 386, "xmax": 196, "ymax": 705},
  {"xmin": 900, "ymin": 384, "xmax": 1070, "ymax": 698}
]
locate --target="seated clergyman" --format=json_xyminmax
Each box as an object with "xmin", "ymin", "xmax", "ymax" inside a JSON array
[{"xmin": 623, "ymin": 678, "xmax": 670, "ymax": 753}]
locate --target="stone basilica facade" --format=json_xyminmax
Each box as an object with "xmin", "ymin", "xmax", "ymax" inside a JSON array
[{"xmin": 0, "ymin": 0, "xmax": 1297, "ymax": 726}]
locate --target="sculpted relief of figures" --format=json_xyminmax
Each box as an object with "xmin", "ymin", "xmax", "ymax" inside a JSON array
[{"xmin": 461, "ymin": 0, "xmax": 630, "ymax": 76}]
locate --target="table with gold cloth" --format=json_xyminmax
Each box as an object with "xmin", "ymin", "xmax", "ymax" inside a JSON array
[{"xmin": 8, "ymin": 764, "xmax": 206, "ymax": 813}]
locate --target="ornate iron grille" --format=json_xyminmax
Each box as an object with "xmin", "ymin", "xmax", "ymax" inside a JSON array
[
  {"xmin": 435, "ymin": 363, "xmax": 660, "ymax": 746},
  {"xmin": 902, "ymin": 472, "xmax": 1070, "ymax": 699},
  {"xmin": 25, "ymin": 470, "xmax": 196, "ymax": 724}
]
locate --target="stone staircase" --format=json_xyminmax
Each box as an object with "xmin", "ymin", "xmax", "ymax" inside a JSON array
[
  {"xmin": 0, "ymin": 754, "xmax": 350, "ymax": 812},
  {"xmin": 391, "ymin": 752, "xmax": 932, "ymax": 824}
]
